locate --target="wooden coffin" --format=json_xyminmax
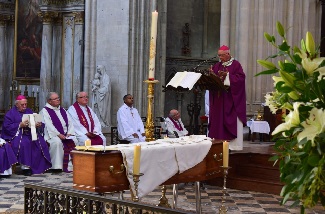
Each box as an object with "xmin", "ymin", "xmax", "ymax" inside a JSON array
[{"xmin": 72, "ymin": 140, "xmax": 223, "ymax": 193}]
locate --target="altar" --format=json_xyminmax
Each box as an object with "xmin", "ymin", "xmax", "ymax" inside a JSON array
[{"xmin": 72, "ymin": 137, "xmax": 223, "ymax": 196}]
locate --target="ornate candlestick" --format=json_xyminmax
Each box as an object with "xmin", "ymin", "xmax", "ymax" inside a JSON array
[
  {"xmin": 144, "ymin": 80, "xmax": 159, "ymax": 142},
  {"xmin": 129, "ymin": 173, "xmax": 144, "ymax": 202},
  {"xmin": 219, "ymin": 166, "xmax": 231, "ymax": 213}
]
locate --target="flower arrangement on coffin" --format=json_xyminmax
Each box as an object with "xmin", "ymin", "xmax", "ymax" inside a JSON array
[{"xmin": 256, "ymin": 21, "xmax": 325, "ymax": 213}]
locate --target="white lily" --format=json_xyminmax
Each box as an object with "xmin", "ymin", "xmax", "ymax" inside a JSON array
[
  {"xmin": 297, "ymin": 108, "xmax": 325, "ymax": 146},
  {"xmin": 265, "ymin": 93, "xmax": 278, "ymax": 114},
  {"xmin": 298, "ymin": 52, "xmax": 325, "ymax": 76},
  {"xmin": 272, "ymin": 102, "xmax": 302, "ymax": 135}
]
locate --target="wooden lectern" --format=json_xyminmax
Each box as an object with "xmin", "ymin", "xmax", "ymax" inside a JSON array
[{"xmin": 163, "ymin": 70, "xmax": 227, "ymax": 134}]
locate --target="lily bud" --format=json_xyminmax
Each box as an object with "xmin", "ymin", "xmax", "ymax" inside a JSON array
[
  {"xmin": 278, "ymin": 61, "xmax": 285, "ymax": 70},
  {"xmin": 264, "ymin": 32, "xmax": 273, "ymax": 43},
  {"xmin": 288, "ymin": 91, "xmax": 299, "ymax": 100},
  {"xmin": 279, "ymin": 70, "xmax": 295, "ymax": 88},
  {"xmin": 257, "ymin": 60, "xmax": 277, "ymax": 70},
  {"xmin": 276, "ymin": 21, "xmax": 285, "ymax": 37},
  {"xmin": 306, "ymin": 32, "xmax": 315, "ymax": 56}
]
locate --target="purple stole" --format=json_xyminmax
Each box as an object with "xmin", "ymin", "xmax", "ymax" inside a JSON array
[
  {"xmin": 168, "ymin": 117, "xmax": 183, "ymax": 131},
  {"xmin": 72, "ymin": 102, "xmax": 103, "ymax": 145},
  {"xmin": 44, "ymin": 106, "xmax": 75, "ymax": 172}
]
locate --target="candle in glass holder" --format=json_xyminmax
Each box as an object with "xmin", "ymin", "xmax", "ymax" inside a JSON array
[
  {"xmin": 223, "ymin": 141, "xmax": 229, "ymax": 167},
  {"xmin": 133, "ymin": 144, "xmax": 141, "ymax": 175},
  {"xmin": 148, "ymin": 10, "xmax": 158, "ymax": 80}
]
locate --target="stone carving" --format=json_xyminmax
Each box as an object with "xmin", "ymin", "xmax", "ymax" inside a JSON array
[{"xmin": 91, "ymin": 65, "xmax": 111, "ymax": 128}]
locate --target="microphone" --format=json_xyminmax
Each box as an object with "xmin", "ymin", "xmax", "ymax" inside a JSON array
[{"xmin": 192, "ymin": 56, "xmax": 219, "ymax": 72}]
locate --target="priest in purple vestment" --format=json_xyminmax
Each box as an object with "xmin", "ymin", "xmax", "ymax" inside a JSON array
[
  {"xmin": 0, "ymin": 138, "xmax": 17, "ymax": 177},
  {"xmin": 1, "ymin": 95, "xmax": 52, "ymax": 176},
  {"xmin": 208, "ymin": 45, "xmax": 246, "ymax": 150},
  {"xmin": 40, "ymin": 92, "xmax": 77, "ymax": 173}
]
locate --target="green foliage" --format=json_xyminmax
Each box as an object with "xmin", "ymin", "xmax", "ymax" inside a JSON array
[{"xmin": 258, "ymin": 21, "xmax": 325, "ymax": 213}]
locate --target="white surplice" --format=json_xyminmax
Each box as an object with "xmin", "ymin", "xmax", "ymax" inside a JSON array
[
  {"xmin": 117, "ymin": 103, "xmax": 145, "ymax": 143},
  {"xmin": 67, "ymin": 104, "xmax": 106, "ymax": 146},
  {"xmin": 165, "ymin": 117, "xmax": 188, "ymax": 138},
  {"xmin": 40, "ymin": 103, "xmax": 77, "ymax": 170}
]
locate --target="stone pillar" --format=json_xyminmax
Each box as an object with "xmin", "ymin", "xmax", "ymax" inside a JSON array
[
  {"xmin": 84, "ymin": 0, "xmax": 97, "ymax": 94},
  {"xmin": 201, "ymin": 0, "xmax": 209, "ymax": 58},
  {"xmin": 72, "ymin": 12, "xmax": 84, "ymax": 102},
  {"xmin": 0, "ymin": 16, "xmax": 6, "ymax": 112},
  {"xmin": 39, "ymin": 12, "xmax": 54, "ymax": 109}
]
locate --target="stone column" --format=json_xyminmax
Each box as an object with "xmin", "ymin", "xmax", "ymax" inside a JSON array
[
  {"xmin": 83, "ymin": 0, "xmax": 97, "ymax": 94},
  {"xmin": 201, "ymin": 0, "xmax": 209, "ymax": 58},
  {"xmin": 72, "ymin": 12, "xmax": 84, "ymax": 102},
  {"xmin": 39, "ymin": 12, "xmax": 54, "ymax": 109},
  {"xmin": 0, "ymin": 16, "xmax": 6, "ymax": 112}
]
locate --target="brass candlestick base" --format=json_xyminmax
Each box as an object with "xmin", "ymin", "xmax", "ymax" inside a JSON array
[
  {"xmin": 158, "ymin": 185, "xmax": 171, "ymax": 208},
  {"xmin": 219, "ymin": 166, "xmax": 231, "ymax": 213},
  {"xmin": 144, "ymin": 79, "xmax": 159, "ymax": 142},
  {"xmin": 129, "ymin": 173, "xmax": 144, "ymax": 202}
]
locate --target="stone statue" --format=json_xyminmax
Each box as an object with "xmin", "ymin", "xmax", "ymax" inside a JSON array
[{"xmin": 91, "ymin": 65, "xmax": 111, "ymax": 128}]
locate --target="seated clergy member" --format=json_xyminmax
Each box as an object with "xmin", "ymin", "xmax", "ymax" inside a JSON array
[
  {"xmin": 40, "ymin": 92, "xmax": 77, "ymax": 172},
  {"xmin": 67, "ymin": 91, "xmax": 106, "ymax": 146},
  {"xmin": 1, "ymin": 95, "xmax": 52, "ymax": 176},
  {"xmin": 0, "ymin": 138, "xmax": 18, "ymax": 177},
  {"xmin": 117, "ymin": 94, "xmax": 145, "ymax": 143},
  {"xmin": 165, "ymin": 109, "xmax": 188, "ymax": 138}
]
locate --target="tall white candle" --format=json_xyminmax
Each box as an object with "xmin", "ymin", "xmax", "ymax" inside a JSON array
[
  {"xmin": 133, "ymin": 144, "xmax": 141, "ymax": 175},
  {"xmin": 223, "ymin": 141, "xmax": 229, "ymax": 167},
  {"xmin": 148, "ymin": 10, "xmax": 158, "ymax": 80}
]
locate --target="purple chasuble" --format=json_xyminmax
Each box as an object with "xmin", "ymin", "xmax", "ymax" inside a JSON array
[
  {"xmin": 0, "ymin": 143, "xmax": 18, "ymax": 173},
  {"xmin": 44, "ymin": 107, "xmax": 76, "ymax": 172},
  {"xmin": 1, "ymin": 106, "xmax": 52, "ymax": 174},
  {"xmin": 72, "ymin": 102, "xmax": 103, "ymax": 145},
  {"xmin": 208, "ymin": 60, "xmax": 247, "ymax": 140}
]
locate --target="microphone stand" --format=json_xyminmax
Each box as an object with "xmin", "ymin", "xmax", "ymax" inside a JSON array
[
  {"xmin": 192, "ymin": 56, "xmax": 219, "ymax": 72},
  {"xmin": 186, "ymin": 56, "xmax": 218, "ymax": 134}
]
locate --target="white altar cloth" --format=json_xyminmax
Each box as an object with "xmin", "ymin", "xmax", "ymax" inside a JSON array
[{"xmin": 116, "ymin": 135, "xmax": 212, "ymax": 198}]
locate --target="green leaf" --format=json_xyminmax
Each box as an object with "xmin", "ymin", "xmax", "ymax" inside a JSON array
[
  {"xmin": 276, "ymin": 21, "xmax": 285, "ymax": 37},
  {"xmin": 279, "ymin": 41, "xmax": 290, "ymax": 52},
  {"xmin": 283, "ymin": 63, "xmax": 297, "ymax": 73},
  {"xmin": 255, "ymin": 69, "xmax": 278, "ymax": 76},
  {"xmin": 307, "ymin": 154, "xmax": 320, "ymax": 167}
]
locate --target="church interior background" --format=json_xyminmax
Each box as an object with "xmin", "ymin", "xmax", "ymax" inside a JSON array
[{"xmin": 0, "ymin": 0, "xmax": 322, "ymax": 141}]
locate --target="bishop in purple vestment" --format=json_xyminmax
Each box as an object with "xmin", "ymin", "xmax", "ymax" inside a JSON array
[
  {"xmin": 0, "ymin": 138, "xmax": 17, "ymax": 176},
  {"xmin": 1, "ymin": 95, "xmax": 52, "ymax": 175},
  {"xmin": 208, "ymin": 46, "xmax": 246, "ymax": 150}
]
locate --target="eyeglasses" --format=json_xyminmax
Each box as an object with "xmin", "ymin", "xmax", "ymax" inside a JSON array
[
  {"xmin": 78, "ymin": 96, "xmax": 89, "ymax": 99},
  {"xmin": 50, "ymin": 97, "xmax": 60, "ymax": 101}
]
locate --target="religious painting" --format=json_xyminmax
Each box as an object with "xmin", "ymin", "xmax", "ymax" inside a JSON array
[{"xmin": 14, "ymin": 0, "xmax": 42, "ymax": 81}]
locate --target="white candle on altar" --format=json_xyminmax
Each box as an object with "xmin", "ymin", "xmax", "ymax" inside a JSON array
[
  {"xmin": 85, "ymin": 139, "xmax": 91, "ymax": 148},
  {"xmin": 133, "ymin": 144, "xmax": 141, "ymax": 175},
  {"xmin": 148, "ymin": 10, "xmax": 158, "ymax": 80},
  {"xmin": 223, "ymin": 141, "xmax": 229, "ymax": 167}
]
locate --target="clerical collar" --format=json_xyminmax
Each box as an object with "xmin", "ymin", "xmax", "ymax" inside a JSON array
[
  {"xmin": 46, "ymin": 103, "xmax": 60, "ymax": 110},
  {"xmin": 222, "ymin": 57, "xmax": 234, "ymax": 66}
]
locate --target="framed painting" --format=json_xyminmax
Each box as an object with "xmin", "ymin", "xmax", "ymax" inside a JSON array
[{"xmin": 14, "ymin": 0, "xmax": 42, "ymax": 82}]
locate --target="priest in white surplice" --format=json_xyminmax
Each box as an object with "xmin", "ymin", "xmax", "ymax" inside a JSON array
[
  {"xmin": 67, "ymin": 91, "xmax": 106, "ymax": 146},
  {"xmin": 40, "ymin": 92, "xmax": 77, "ymax": 172},
  {"xmin": 165, "ymin": 109, "xmax": 188, "ymax": 138},
  {"xmin": 117, "ymin": 94, "xmax": 145, "ymax": 143}
]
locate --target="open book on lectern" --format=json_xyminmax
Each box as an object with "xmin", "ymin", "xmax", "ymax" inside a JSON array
[
  {"xmin": 165, "ymin": 71, "xmax": 227, "ymax": 91},
  {"xmin": 166, "ymin": 71, "xmax": 202, "ymax": 91}
]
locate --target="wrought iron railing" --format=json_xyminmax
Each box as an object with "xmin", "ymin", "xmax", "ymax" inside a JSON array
[{"xmin": 24, "ymin": 183, "xmax": 190, "ymax": 214}]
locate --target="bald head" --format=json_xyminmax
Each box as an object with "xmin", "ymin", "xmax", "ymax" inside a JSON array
[{"xmin": 169, "ymin": 109, "xmax": 180, "ymax": 120}]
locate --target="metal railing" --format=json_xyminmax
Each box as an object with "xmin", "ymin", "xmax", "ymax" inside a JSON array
[{"xmin": 24, "ymin": 183, "xmax": 191, "ymax": 214}]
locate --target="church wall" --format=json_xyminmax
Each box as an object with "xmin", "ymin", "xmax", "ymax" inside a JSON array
[{"xmin": 95, "ymin": 0, "xmax": 130, "ymax": 126}]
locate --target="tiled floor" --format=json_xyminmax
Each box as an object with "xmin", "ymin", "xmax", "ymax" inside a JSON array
[
  {"xmin": 0, "ymin": 140, "xmax": 324, "ymax": 213},
  {"xmin": 0, "ymin": 171, "xmax": 324, "ymax": 214}
]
